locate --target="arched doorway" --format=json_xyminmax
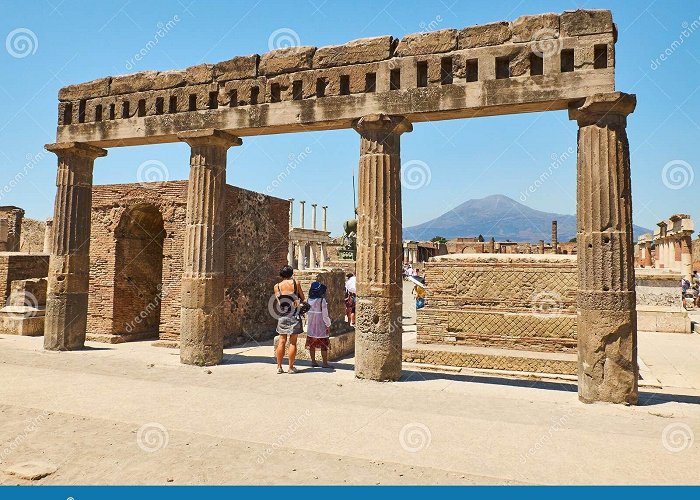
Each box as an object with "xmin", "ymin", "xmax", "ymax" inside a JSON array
[{"xmin": 113, "ymin": 203, "xmax": 165, "ymax": 339}]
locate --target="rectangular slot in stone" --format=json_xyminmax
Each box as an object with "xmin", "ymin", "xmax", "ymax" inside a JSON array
[
  {"xmin": 365, "ymin": 72, "xmax": 376, "ymax": 92},
  {"xmin": 561, "ymin": 48, "xmax": 574, "ymax": 72},
  {"xmin": 594, "ymin": 44, "xmax": 608, "ymax": 69},
  {"xmin": 530, "ymin": 52, "xmax": 544, "ymax": 76},
  {"xmin": 390, "ymin": 68, "xmax": 401, "ymax": 90},
  {"xmin": 496, "ymin": 56, "xmax": 510, "ymax": 79},
  {"xmin": 466, "ymin": 59, "xmax": 478, "ymax": 82},
  {"xmin": 440, "ymin": 57, "xmax": 453, "ymax": 84},
  {"xmin": 416, "ymin": 61, "xmax": 428, "ymax": 87}
]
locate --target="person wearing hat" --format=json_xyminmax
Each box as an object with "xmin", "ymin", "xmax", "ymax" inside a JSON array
[{"xmin": 306, "ymin": 281, "xmax": 332, "ymax": 368}]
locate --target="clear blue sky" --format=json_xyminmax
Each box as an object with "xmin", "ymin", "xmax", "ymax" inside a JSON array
[{"xmin": 1, "ymin": 0, "xmax": 698, "ymax": 236}]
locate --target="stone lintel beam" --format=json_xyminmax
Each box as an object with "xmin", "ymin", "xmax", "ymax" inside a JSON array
[
  {"xmin": 178, "ymin": 129, "xmax": 241, "ymax": 366},
  {"xmin": 44, "ymin": 142, "xmax": 107, "ymax": 351},
  {"xmin": 353, "ymin": 114, "xmax": 411, "ymax": 382},
  {"xmin": 570, "ymin": 90, "xmax": 638, "ymax": 405}
]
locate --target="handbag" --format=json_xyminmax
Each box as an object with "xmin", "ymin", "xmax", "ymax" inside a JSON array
[{"xmin": 295, "ymin": 279, "xmax": 311, "ymax": 316}]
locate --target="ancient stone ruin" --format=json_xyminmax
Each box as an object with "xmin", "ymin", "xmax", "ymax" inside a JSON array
[{"xmin": 44, "ymin": 9, "xmax": 637, "ymax": 404}]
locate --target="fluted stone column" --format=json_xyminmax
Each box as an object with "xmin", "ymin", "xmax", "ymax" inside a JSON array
[
  {"xmin": 322, "ymin": 206, "xmax": 328, "ymax": 232},
  {"xmin": 309, "ymin": 242, "xmax": 317, "ymax": 269},
  {"xmin": 539, "ymin": 240, "xmax": 545, "ymax": 254},
  {"xmin": 43, "ymin": 219, "xmax": 53, "ymax": 254},
  {"xmin": 288, "ymin": 198, "xmax": 294, "ymax": 228},
  {"xmin": 288, "ymin": 241, "xmax": 295, "ymax": 267},
  {"xmin": 311, "ymin": 204, "xmax": 317, "ymax": 230},
  {"xmin": 44, "ymin": 142, "xmax": 107, "ymax": 351},
  {"xmin": 299, "ymin": 201, "xmax": 305, "ymax": 228},
  {"xmin": 297, "ymin": 242, "xmax": 306, "ymax": 270},
  {"xmin": 681, "ymin": 235, "xmax": 692, "ymax": 279},
  {"xmin": 551, "ymin": 220, "xmax": 559, "ymax": 254},
  {"xmin": 353, "ymin": 114, "xmax": 412, "ymax": 381},
  {"xmin": 320, "ymin": 243, "xmax": 327, "ymax": 268},
  {"xmin": 178, "ymin": 129, "xmax": 241, "ymax": 366},
  {"xmin": 569, "ymin": 92, "xmax": 638, "ymax": 405}
]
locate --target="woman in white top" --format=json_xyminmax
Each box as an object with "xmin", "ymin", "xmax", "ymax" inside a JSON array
[{"xmin": 305, "ymin": 281, "xmax": 332, "ymax": 368}]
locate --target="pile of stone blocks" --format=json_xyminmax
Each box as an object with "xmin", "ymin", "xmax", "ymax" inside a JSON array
[
  {"xmin": 0, "ymin": 253, "xmax": 49, "ymax": 336},
  {"xmin": 635, "ymin": 268, "xmax": 690, "ymax": 333}
]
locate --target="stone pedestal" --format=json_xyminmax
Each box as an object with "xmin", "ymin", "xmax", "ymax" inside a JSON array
[
  {"xmin": 569, "ymin": 92, "xmax": 638, "ymax": 405},
  {"xmin": 353, "ymin": 114, "xmax": 411, "ymax": 381},
  {"xmin": 177, "ymin": 129, "xmax": 241, "ymax": 366},
  {"xmin": 44, "ymin": 142, "xmax": 107, "ymax": 351}
]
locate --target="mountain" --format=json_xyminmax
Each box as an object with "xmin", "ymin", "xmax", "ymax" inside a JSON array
[{"xmin": 403, "ymin": 194, "xmax": 651, "ymax": 242}]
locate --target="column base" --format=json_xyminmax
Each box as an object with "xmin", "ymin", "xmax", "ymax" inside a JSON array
[
  {"xmin": 354, "ymin": 296, "xmax": 402, "ymax": 381},
  {"xmin": 180, "ymin": 306, "xmax": 224, "ymax": 366},
  {"xmin": 44, "ymin": 293, "xmax": 88, "ymax": 351},
  {"xmin": 577, "ymin": 308, "xmax": 638, "ymax": 405}
]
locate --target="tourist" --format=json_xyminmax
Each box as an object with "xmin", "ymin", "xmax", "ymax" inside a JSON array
[
  {"xmin": 345, "ymin": 273, "xmax": 356, "ymax": 327},
  {"xmin": 681, "ymin": 276, "xmax": 693, "ymax": 310},
  {"xmin": 274, "ymin": 265, "xmax": 305, "ymax": 374},
  {"xmin": 306, "ymin": 281, "xmax": 332, "ymax": 368},
  {"xmin": 693, "ymin": 271, "xmax": 700, "ymax": 307},
  {"xmin": 413, "ymin": 281, "xmax": 426, "ymax": 310}
]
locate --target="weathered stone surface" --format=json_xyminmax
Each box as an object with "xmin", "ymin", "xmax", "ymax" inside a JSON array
[
  {"xmin": 259, "ymin": 46, "xmax": 316, "ymax": 76},
  {"xmin": 313, "ymin": 36, "xmax": 393, "ymax": 68},
  {"xmin": 512, "ymin": 13, "xmax": 560, "ymax": 42},
  {"xmin": 4, "ymin": 461, "xmax": 57, "ymax": 481},
  {"xmin": 214, "ymin": 55, "xmax": 258, "ymax": 81},
  {"xmin": 458, "ymin": 21, "xmax": 511, "ymax": 49},
  {"xmin": 395, "ymin": 29, "xmax": 457, "ymax": 56},
  {"xmin": 58, "ymin": 77, "xmax": 110, "ymax": 101},
  {"xmin": 509, "ymin": 47, "xmax": 531, "ymax": 77},
  {"xmin": 560, "ymin": 9, "xmax": 613, "ymax": 37},
  {"xmin": 110, "ymin": 71, "xmax": 159, "ymax": 95}
]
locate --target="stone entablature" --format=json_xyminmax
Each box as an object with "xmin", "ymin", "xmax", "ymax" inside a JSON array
[
  {"xmin": 417, "ymin": 253, "xmax": 578, "ymax": 352},
  {"xmin": 56, "ymin": 9, "xmax": 615, "ymax": 146}
]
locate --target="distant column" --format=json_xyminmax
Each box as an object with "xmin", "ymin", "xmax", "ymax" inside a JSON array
[
  {"xmin": 681, "ymin": 235, "xmax": 692, "ymax": 279},
  {"xmin": 311, "ymin": 204, "xmax": 317, "ymax": 230},
  {"xmin": 322, "ymin": 206, "xmax": 328, "ymax": 232},
  {"xmin": 320, "ymin": 243, "xmax": 327, "ymax": 267},
  {"xmin": 43, "ymin": 219, "xmax": 53, "ymax": 254},
  {"xmin": 178, "ymin": 129, "xmax": 241, "ymax": 366},
  {"xmin": 299, "ymin": 201, "xmax": 305, "ymax": 229},
  {"xmin": 44, "ymin": 142, "xmax": 107, "ymax": 351},
  {"xmin": 353, "ymin": 114, "xmax": 412, "ymax": 382},
  {"xmin": 288, "ymin": 198, "xmax": 294, "ymax": 229},
  {"xmin": 539, "ymin": 240, "xmax": 545, "ymax": 254},
  {"xmin": 569, "ymin": 92, "xmax": 638, "ymax": 405},
  {"xmin": 297, "ymin": 242, "xmax": 306, "ymax": 270},
  {"xmin": 309, "ymin": 242, "xmax": 317, "ymax": 269},
  {"xmin": 288, "ymin": 240, "xmax": 295, "ymax": 267},
  {"xmin": 551, "ymin": 220, "xmax": 559, "ymax": 254}
]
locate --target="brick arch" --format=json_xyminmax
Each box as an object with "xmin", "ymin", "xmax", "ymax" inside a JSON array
[{"xmin": 113, "ymin": 203, "xmax": 166, "ymax": 338}]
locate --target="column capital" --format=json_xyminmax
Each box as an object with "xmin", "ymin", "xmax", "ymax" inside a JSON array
[
  {"xmin": 352, "ymin": 114, "xmax": 412, "ymax": 136},
  {"xmin": 45, "ymin": 142, "xmax": 107, "ymax": 159},
  {"xmin": 568, "ymin": 92, "xmax": 636, "ymax": 127},
  {"xmin": 177, "ymin": 129, "xmax": 242, "ymax": 148}
]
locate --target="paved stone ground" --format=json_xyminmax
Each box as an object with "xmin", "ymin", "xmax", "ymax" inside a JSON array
[{"xmin": 0, "ymin": 284, "xmax": 697, "ymax": 485}]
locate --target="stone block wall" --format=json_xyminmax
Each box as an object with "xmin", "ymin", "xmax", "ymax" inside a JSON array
[
  {"xmin": 417, "ymin": 253, "xmax": 577, "ymax": 352},
  {"xmin": 0, "ymin": 253, "xmax": 49, "ymax": 305},
  {"xmin": 19, "ymin": 218, "xmax": 47, "ymax": 253},
  {"xmin": 87, "ymin": 181, "xmax": 288, "ymax": 344},
  {"xmin": 0, "ymin": 207, "xmax": 24, "ymax": 252}
]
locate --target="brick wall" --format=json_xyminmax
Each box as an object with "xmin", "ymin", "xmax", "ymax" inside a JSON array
[
  {"xmin": 0, "ymin": 253, "xmax": 49, "ymax": 304},
  {"xmin": 417, "ymin": 254, "xmax": 578, "ymax": 352},
  {"xmin": 88, "ymin": 181, "xmax": 288, "ymax": 343}
]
